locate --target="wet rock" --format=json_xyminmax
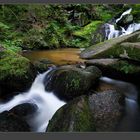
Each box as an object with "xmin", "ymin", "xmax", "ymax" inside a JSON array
[
  {"xmin": 117, "ymin": 14, "xmax": 133, "ymax": 27},
  {"xmin": 0, "ymin": 111, "xmax": 30, "ymax": 132},
  {"xmin": 47, "ymin": 90, "xmax": 124, "ymax": 132},
  {"xmin": 85, "ymin": 59, "xmax": 140, "ymax": 83},
  {"xmin": 86, "ymin": 58, "xmax": 118, "ymax": 66},
  {"xmin": 45, "ymin": 65, "xmax": 102, "ymax": 101},
  {"xmin": 33, "ymin": 59, "xmax": 55, "ymax": 73},
  {"xmin": 88, "ymin": 90, "xmax": 124, "ymax": 131},
  {"xmin": 10, "ymin": 103, "xmax": 38, "ymax": 118},
  {"xmin": 80, "ymin": 30, "xmax": 140, "ymax": 61},
  {"xmin": 91, "ymin": 24, "xmax": 110, "ymax": 45}
]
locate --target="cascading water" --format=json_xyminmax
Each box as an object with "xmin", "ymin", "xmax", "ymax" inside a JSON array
[
  {"xmin": 100, "ymin": 77, "xmax": 140, "ymax": 131},
  {"xmin": 115, "ymin": 8, "xmax": 132, "ymax": 23},
  {"xmin": 106, "ymin": 8, "xmax": 140, "ymax": 40},
  {"xmin": 0, "ymin": 68, "xmax": 66, "ymax": 132}
]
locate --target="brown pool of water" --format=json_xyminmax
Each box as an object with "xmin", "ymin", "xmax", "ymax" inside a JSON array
[{"xmin": 22, "ymin": 48, "xmax": 85, "ymax": 65}]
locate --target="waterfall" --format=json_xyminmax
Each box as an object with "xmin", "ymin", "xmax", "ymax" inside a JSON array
[
  {"xmin": 0, "ymin": 68, "xmax": 66, "ymax": 132},
  {"xmin": 116, "ymin": 8, "xmax": 132, "ymax": 23},
  {"xmin": 105, "ymin": 8, "xmax": 140, "ymax": 40}
]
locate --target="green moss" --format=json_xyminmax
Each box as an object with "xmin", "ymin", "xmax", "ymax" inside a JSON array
[
  {"xmin": 84, "ymin": 36, "xmax": 140, "ymax": 61},
  {"xmin": 70, "ymin": 78, "xmax": 80, "ymax": 89},
  {"xmin": 47, "ymin": 96, "xmax": 95, "ymax": 132},
  {"xmin": 73, "ymin": 97, "xmax": 95, "ymax": 131},
  {"xmin": 131, "ymin": 4, "xmax": 140, "ymax": 22},
  {"xmin": 111, "ymin": 60, "xmax": 140, "ymax": 74},
  {"xmin": 0, "ymin": 49, "xmax": 30, "ymax": 80},
  {"xmin": 102, "ymin": 44, "xmax": 140, "ymax": 61},
  {"xmin": 95, "ymin": 7, "xmax": 113, "ymax": 22},
  {"xmin": 74, "ymin": 21, "xmax": 103, "ymax": 38},
  {"xmin": 1, "ymin": 39, "xmax": 22, "ymax": 53},
  {"xmin": 72, "ymin": 21, "xmax": 103, "ymax": 48}
]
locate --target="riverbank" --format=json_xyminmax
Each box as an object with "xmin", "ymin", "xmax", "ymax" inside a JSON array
[{"xmin": 0, "ymin": 4, "xmax": 140, "ymax": 132}]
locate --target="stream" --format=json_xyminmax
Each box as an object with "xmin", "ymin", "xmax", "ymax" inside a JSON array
[
  {"xmin": 22, "ymin": 48, "xmax": 85, "ymax": 65},
  {"xmin": 0, "ymin": 8, "xmax": 140, "ymax": 132}
]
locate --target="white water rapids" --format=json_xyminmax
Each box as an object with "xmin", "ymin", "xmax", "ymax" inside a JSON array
[
  {"xmin": 106, "ymin": 8, "xmax": 140, "ymax": 40},
  {"xmin": 0, "ymin": 68, "xmax": 66, "ymax": 132}
]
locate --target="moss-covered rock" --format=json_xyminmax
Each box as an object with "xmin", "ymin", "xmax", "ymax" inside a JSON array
[
  {"xmin": 0, "ymin": 49, "xmax": 37, "ymax": 100},
  {"xmin": 33, "ymin": 59, "xmax": 55, "ymax": 73},
  {"xmin": 10, "ymin": 103, "xmax": 38, "ymax": 118},
  {"xmin": 73, "ymin": 21, "xmax": 103, "ymax": 48},
  {"xmin": 80, "ymin": 30, "xmax": 140, "ymax": 61},
  {"xmin": 45, "ymin": 65, "xmax": 102, "ymax": 101},
  {"xmin": 86, "ymin": 59, "xmax": 140, "ymax": 83},
  {"xmin": 47, "ymin": 96, "xmax": 95, "ymax": 132},
  {"xmin": 47, "ymin": 90, "xmax": 123, "ymax": 132}
]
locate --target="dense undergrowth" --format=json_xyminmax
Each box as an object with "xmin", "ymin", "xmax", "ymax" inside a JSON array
[{"xmin": 1, "ymin": 4, "xmax": 138, "ymax": 51}]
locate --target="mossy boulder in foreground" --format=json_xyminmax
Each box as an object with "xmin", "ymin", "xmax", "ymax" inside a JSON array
[
  {"xmin": 47, "ymin": 96, "xmax": 95, "ymax": 132},
  {"xmin": 47, "ymin": 90, "xmax": 123, "ymax": 132},
  {"xmin": 44, "ymin": 65, "xmax": 102, "ymax": 101},
  {"xmin": 0, "ymin": 49, "xmax": 37, "ymax": 100}
]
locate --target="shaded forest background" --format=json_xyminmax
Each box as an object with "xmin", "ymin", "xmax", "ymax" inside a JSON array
[{"xmin": 0, "ymin": 4, "xmax": 140, "ymax": 52}]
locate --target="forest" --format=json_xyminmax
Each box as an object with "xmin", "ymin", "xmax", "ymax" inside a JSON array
[{"xmin": 0, "ymin": 4, "xmax": 140, "ymax": 132}]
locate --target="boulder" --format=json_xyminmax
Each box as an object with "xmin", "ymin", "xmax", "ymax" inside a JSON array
[
  {"xmin": 9, "ymin": 103, "xmax": 38, "ymax": 118},
  {"xmin": 117, "ymin": 14, "xmax": 133, "ymax": 27},
  {"xmin": 85, "ymin": 59, "xmax": 140, "ymax": 83},
  {"xmin": 44, "ymin": 65, "xmax": 102, "ymax": 101},
  {"xmin": 33, "ymin": 59, "xmax": 55, "ymax": 73},
  {"xmin": 0, "ymin": 111, "xmax": 30, "ymax": 132},
  {"xmin": 80, "ymin": 30, "xmax": 140, "ymax": 61},
  {"xmin": 88, "ymin": 90, "xmax": 124, "ymax": 131},
  {"xmin": 0, "ymin": 49, "xmax": 37, "ymax": 100},
  {"xmin": 47, "ymin": 96, "xmax": 95, "ymax": 132},
  {"xmin": 47, "ymin": 90, "xmax": 124, "ymax": 132}
]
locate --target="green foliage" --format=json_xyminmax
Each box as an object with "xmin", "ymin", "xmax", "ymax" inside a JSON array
[
  {"xmin": 94, "ymin": 5, "xmax": 113, "ymax": 22},
  {"xmin": 1, "ymin": 39, "xmax": 22, "ymax": 53},
  {"xmin": 112, "ymin": 61, "xmax": 140, "ymax": 74},
  {"xmin": 0, "ymin": 4, "xmax": 139, "ymax": 50},
  {"xmin": 22, "ymin": 27, "xmax": 48, "ymax": 49},
  {"xmin": 0, "ymin": 22, "xmax": 9, "ymax": 30},
  {"xmin": 73, "ymin": 21, "xmax": 103, "ymax": 48},
  {"xmin": 120, "ymin": 64, "xmax": 134, "ymax": 74},
  {"xmin": 131, "ymin": 4, "xmax": 140, "ymax": 22},
  {"xmin": 0, "ymin": 49, "xmax": 30, "ymax": 80},
  {"xmin": 74, "ymin": 21, "xmax": 102, "ymax": 37}
]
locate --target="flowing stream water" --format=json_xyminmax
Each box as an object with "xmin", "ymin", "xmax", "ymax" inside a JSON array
[
  {"xmin": 0, "ymin": 7, "xmax": 140, "ymax": 132},
  {"xmin": 105, "ymin": 8, "xmax": 140, "ymax": 40},
  {"xmin": 0, "ymin": 68, "xmax": 66, "ymax": 132}
]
